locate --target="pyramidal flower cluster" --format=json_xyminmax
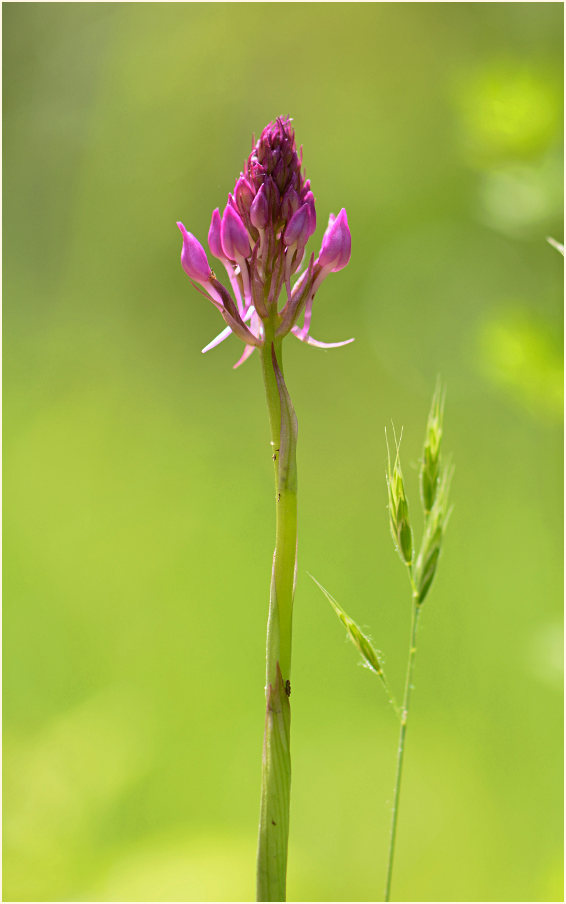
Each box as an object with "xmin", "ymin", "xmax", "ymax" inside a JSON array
[{"xmin": 177, "ymin": 116, "xmax": 353, "ymax": 367}]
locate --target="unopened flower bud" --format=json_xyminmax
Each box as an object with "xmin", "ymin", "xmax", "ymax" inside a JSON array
[
  {"xmin": 208, "ymin": 208, "xmax": 224, "ymax": 259},
  {"xmin": 177, "ymin": 222, "xmax": 213, "ymax": 283},
  {"xmin": 221, "ymin": 204, "xmax": 250, "ymax": 260},
  {"xmin": 234, "ymin": 175, "xmax": 254, "ymax": 217},
  {"xmin": 256, "ymin": 141, "xmax": 273, "ymax": 169},
  {"xmin": 318, "ymin": 209, "xmax": 351, "ymax": 272},
  {"xmin": 264, "ymin": 176, "xmax": 280, "ymax": 212},
  {"xmin": 304, "ymin": 191, "xmax": 316, "ymax": 237},
  {"xmin": 272, "ymin": 156, "xmax": 287, "ymax": 193},
  {"xmin": 284, "ymin": 203, "xmax": 310, "ymax": 247},
  {"xmin": 281, "ymin": 187, "xmax": 300, "ymax": 222},
  {"xmin": 250, "ymin": 184, "xmax": 269, "ymax": 229}
]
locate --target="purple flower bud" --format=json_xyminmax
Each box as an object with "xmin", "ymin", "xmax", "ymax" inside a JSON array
[
  {"xmin": 265, "ymin": 176, "xmax": 280, "ymax": 210},
  {"xmin": 281, "ymin": 187, "xmax": 300, "ymax": 222},
  {"xmin": 318, "ymin": 209, "xmax": 351, "ymax": 272},
  {"xmin": 177, "ymin": 222, "xmax": 213, "ymax": 283},
  {"xmin": 272, "ymin": 157, "xmax": 287, "ymax": 193},
  {"xmin": 256, "ymin": 141, "xmax": 273, "ymax": 169},
  {"xmin": 220, "ymin": 204, "xmax": 250, "ymax": 260},
  {"xmin": 288, "ymin": 171, "xmax": 300, "ymax": 192},
  {"xmin": 234, "ymin": 175, "xmax": 254, "ymax": 216},
  {"xmin": 208, "ymin": 208, "xmax": 224, "ymax": 259},
  {"xmin": 283, "ymin": 202, "xmax": 311, "ymax": 246},
  {"xmin": 304, "ymin": 190, "xmax": 316, "ymax": 237},
  {"xmin": 250, "ymin": 184, "xmax": 269, "ymax": 229}
]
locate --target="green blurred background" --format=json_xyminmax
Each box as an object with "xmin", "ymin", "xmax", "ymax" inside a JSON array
[{"xmin": 3, "ymin": 3, "xmax": 563, "ymax": 901}]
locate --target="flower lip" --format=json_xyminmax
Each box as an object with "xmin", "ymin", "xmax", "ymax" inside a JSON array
[
  {"xmin": 177, "ymin": 222, "xmax": 213, "ymax": 283},
  {"xmin": 318, "ymin": 209, "xmax": 351, "ymax": 272},
  {"xmin": 220, "ymin": 204, "xmax": 250, "ymax": 260}
]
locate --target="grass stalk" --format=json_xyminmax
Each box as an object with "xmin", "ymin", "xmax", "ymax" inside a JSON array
[{"xmin": 384, "ymin": 596, "xmax": 421, "ymax": 902}]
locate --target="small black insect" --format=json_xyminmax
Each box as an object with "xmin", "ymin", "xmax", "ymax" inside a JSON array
[{"xmin": 285, "ymin": 679, "xmax": 291, "ymax": 697}]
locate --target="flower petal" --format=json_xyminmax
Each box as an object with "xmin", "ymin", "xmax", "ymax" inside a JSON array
[
  {"xmin": 201, "ymin": 305, "xmax": 255, "ymax": 354},
  {"xmin": 202, "ymin": 324, "xmax": 234, "ymax": 354},
  {"xmin": 291, "ymin": 326, "xmax": 355, "ymax": 349},
  {"xmin": 233, "ymin": 343, "xmax": 257, "ymax": 369}
]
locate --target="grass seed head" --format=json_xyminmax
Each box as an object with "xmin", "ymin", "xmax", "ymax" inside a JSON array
[
  {"xmin": 386, "ymin": 427, "xmax": 414, "ymax": 567},
  {"xmin": 420, "ymin": 380, "xmax": 445, "ymax": 515},
  {"xmin": 309, "ymin": 575, "xmax": 386, "ymax": 679},
  {"xmin": 415, "ymin": 462, "xmax": 453, "ymax": 604}
]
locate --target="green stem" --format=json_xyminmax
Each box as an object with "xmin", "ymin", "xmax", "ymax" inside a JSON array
[
  {"xmin": 256, "ymin": 334, "xmax": 298, "ymax": 902},
  {"xmin": 384, "ymin": 599, "xmax": 421, "ymax": 902}
]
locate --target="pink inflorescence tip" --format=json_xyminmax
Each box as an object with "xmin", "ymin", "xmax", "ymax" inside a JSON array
[{"xmin": 177, "ymin": 115, "xmax": 353, "ymax": 366}]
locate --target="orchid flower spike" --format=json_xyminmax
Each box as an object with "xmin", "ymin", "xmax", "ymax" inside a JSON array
[{"xmin": 177, "ymin": 116, "xmax": 353, "ymax": 367}]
